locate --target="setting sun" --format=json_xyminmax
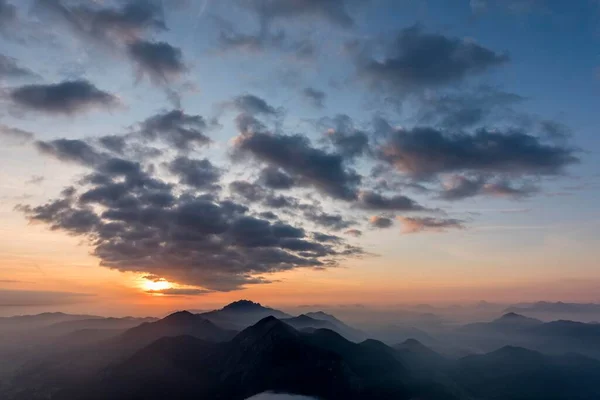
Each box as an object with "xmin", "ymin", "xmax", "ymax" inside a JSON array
[{"xmin": 143, "ymin": 280, "xmax": 172, "ymax": 292}]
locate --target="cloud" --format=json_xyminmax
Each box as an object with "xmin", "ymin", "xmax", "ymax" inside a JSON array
[
  {"xmin": 378, "ymin": 126, "xmax": 578, "ymax": 180},
  {"xmin": 398, "ymin": 216, "xmax": 465, "ymax": 234},
  {"xmin": 35, "ymin": 0, "xmax": 166, "ymax": 45},
  {"xmin": 231, "ymin": 94, "xmax": 279, "ymax": 115},
  {"xmin": 146, "ymin": 288, "xmax": 213, "ymax": 296},
  {"xmin": 259, "ymin": 167, "xmax": 296, "ymax": 190},
  {"xmin": 369, "ymin": 215, "xmax": 393, "ymax": 228},
  {"xmin": 0, "ymin": 0, "xmax": 17, "ymax": 36},
  {"xmin": 323, "ymin": 114, "xmax": 370, "ymax": 158},
  {"xmin": 19, "ymin": 134, "xmax": 363, "ymax": 291},
  {"xmin": 216, "ymin": 22, "xmax": 316, "ymax": 61},
  {"xmin": 344, "ymin": 229, "xmax": 362, "ymax": 237},
  {"xmin": 36, "ymin": 139, "xmax": 107, "ymax": 166},
  {"xmin": 0, "ymin": 289, "xmax": 94, "ymax": 307},
  {"xmin": 166, "ymin": 156, "xmax": 221, "ymax": 189},
  {"xmin": 26, "ymin": 175, "xmax": 45, "ymax": 185},
  {"xmin": 234, "ymin": 130, "xmax": 361, "ymax": 200},
  {"xmin": 0, "ymin": 124, "xmax": 35, "ymax": 144},
  {"xmin": 439, "ymin": 174, "xmax": 539, "ymax": 201},
  {"xmin": 302, "ymin": 87, "xmax": 326, "ymax": 108},
  {"xmin": 356, "ymin": 191, "xmax": 426, "ymax": 211},
  {"xmin": 357, "ymin": 25, "xmax": 508, "ymax": 91},
  {"xmin": 418, "ymin": 86, "xmax": 524, "ymax": 129},
  {"xmin": 9, "ymin": 80, "xmax": 117, "ymax": 115},
  {"xmin": 301, "ymin": 205, "xmax": 356, "ymax": 231},
  {"xmin": 240, "ymin": 0, "xmax": 361, "ymax": 28},
  {"xmin": 128, "ymin": 40, "xmax": 186, "ymax": 83},
  {"xmin": 0, "ymin": 54, "xmax": 35, "ymax": 79},
  {"xmin": 138, "ymin": 109, "xmax": 211, "ymax": 151}
]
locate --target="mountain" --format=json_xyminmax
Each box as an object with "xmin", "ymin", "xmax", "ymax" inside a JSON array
[
  {"xmin": 0, "ymin": 312, "xmax": 101, "ymax": 328},
  {"xmin": 282, "ymin": 315, "xmax": 338, "ymax": 332},
  {"xmin": 460, "ymin": 313, "xmax": 543, "ymax": 334},
  {"xmin": 45, "ymin": 316, "xmax": 156, "ymax": 335},
  {"xmin": 120, "ymin": 311, "xmax": 236, "ymax": 345},
  {"xmin": 454, "ymin": 346, "xmax": 600, "ymax": 400},
  {"xmin": 1, "ymin": 311, "xmax": 236, "ymax": 400},
  {"xmin": 47, "ymin": 317, "xmax": 468, "ymax": 400},
  {"xmin": 454, "ymin": 315, "xmax": 600, "ymax": 358},
  {"xmin": 304, "ymin": 311, "xmax": 366, "ymax": 341},
  {"xmin": 198, "ymin": 300, "xmax": 291, "ymax": 330}
]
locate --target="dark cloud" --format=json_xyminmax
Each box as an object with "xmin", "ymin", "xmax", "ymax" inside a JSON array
[
  {"xmin": 9, "ymin": 80, "xmax": 117, "ymax": 115},
  {"xmin": 378, "ymin": 126, "xmax": 578, "ymax": 180},
  {"xmin": 398, "ymin": 216, "xmax": 465, "ymax": 234},
  {"xmin": 240, "ymin": 0, "xmax": 360, "ymax": 28},
  {"xmin": 19, "ymin": 137, "xmax": 363, "ymax": 291},
  {"xmin": 0, "ymin": 0, "xmax": 17, "ymax": 35},
  {"xmin": 357, "ymin": 25, "xmax": 508, "ymax": 91},
  {"xmin": 0, "ymin": 289, "xmax": 94, "ymax": 307},
  {"xmin": 323, "ymin": 114, "xmax": 370, "ymax": 158},
  {"xmin": 344, "ymin": 229, "xmax": 362, "ymax": 237},
  {"xmin": 146, "ymin": 288, "xmax": 213, "ymax": 296},
  {"xmin": 167, "ymin": 156, "xmax": 221, "ymax": 189},
  {"xmin": 128, "ymin": 40, "xmax": 186, "ymax": 83},
  {"xmin": 0, "ymin": 54, "xmax": 35, "ymax": 79},
  {"xmin": 259, "ymin": 167, "xmax": 295, "ymax": 190},
  {"xmin": 302, "ymin": 87, "xmax": 326, "ymax": 108},
  {"xmin": 36, "ymin": 139, "xmax": 107, "ymax": 166},
  {"xmin": 235, "ymin": 130, "xmax": 361, "ymax": 200},
  {"xmin": 98, "ymin": 135, "xmax": 128, "ymax": 154},
  {"xmin": 230, "ymin": 180, "xmax": 266, "ymax": 202},
  {"xmin": 231, "ymin": 94, "xmax": 279, "ymax": 115},
  {"xmin": 369, "ymin": 215, "xmax": 393, "ymax": 229},
  {"xmin": 0, "ymin": 124, "xmax": 35, "ymax": 144},
  {"xmin": 356, "ymin": 190, "xmax": 426, "ymax": 211},
  {"xmin": 138, "ymin": 109, "xmax": 211, "ymax": 151},
  {"xmin": 301, "ymin": 205, "xmax": 356, "ymax": 231}
]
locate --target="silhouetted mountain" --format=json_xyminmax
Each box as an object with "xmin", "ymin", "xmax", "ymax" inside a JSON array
[
  {"xmin": 120, "ymin": 311, "xmax": 236, "ymax": 345},
  {"xmin": 506, "ymin": 301, "xmax": 600, "ymax": 315},
  {"xmin": 1, "ymin": 311, "xmax": 236, "ymax": 399},
  {"xmin": 198, "ymin": 300, "xmax": 291, "ymax": 330},
  {"xmin": 304, "ymin": 311, "xmax": 366, "ymax": 341},
  {"xmin": 45, "ymin": 316, "xmax": 156, "ymax": 336},
  {"xmin": 282, "ymin": 314, "xmax": 338, "ymax": 331},
  {"xmin": 460, "ymin": 313, "xmax": 542, "ymax": 334},
  {"xmin": 454, "ymin": 346, "xmax": 600, "ymax": 400},
  {"xmin": 6, "ymin": 308, "xmax": 600, "ymax": 400},
  {"xmin": 47, "ymin": 317, "xmax": 470, "ymax": 400},
  {"xmin": 0, "ymin": 312, "xmax": 102, "ymax": 333}
]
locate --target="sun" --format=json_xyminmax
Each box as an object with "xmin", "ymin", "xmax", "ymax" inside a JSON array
[{"xmin": 143, "ymin": 279, "xmax": 171, "ymax": 292}]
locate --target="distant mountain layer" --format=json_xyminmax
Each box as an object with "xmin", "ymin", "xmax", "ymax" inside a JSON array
[
  {"xmin": 454, "ymin": 313, "xmax": 600, "ymax": 358},
  {"xmin": 506, "ymin": 301, "xmax": 600, "ymax": 315}
]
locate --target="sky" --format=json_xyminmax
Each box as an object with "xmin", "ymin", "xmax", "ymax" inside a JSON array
[{"xmin": 0, "ymin": 0, "xmax": 599, "ymax": 317}]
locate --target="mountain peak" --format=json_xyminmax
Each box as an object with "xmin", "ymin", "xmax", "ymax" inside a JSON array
[
  {"xmin": 222, "ymin": 300, "xmax": 266, "ymax": 312},
  {"xmin": 233, "ymin": 316, "xmax": 299, "ymax": 347},
  {"xmin": 162, "ymin": 310, "xmax": 195, "ymax": 322},
  {"xmin": 495, "ymin": 312, "xmax": 541, "ymax": 325}
]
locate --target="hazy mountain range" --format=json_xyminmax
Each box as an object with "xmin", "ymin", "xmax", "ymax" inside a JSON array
[{"xmin": 1, "ymin": 300, "xmax": 600, "ymax": 399}]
